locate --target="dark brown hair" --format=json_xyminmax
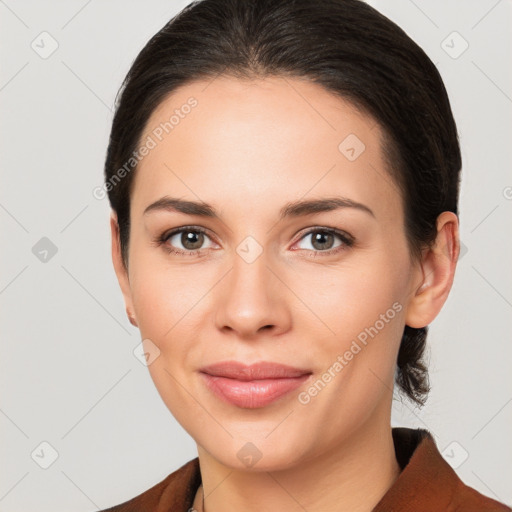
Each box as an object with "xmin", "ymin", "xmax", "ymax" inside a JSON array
[{"xmin": 104, "ymin": 0, "xmax": 461, "ymax": 406}]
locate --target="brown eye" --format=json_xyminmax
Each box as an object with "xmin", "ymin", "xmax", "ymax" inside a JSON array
[
  {"xmin": 178, "ymin": 230, "xmax": 205, "ymax": 250},
  {"xmin": 309, "ymin": 231, "xmax": 336, "ymax": 251},
  {"xmin": 161, "ymin": 227, "xmax": 215, "ymax": 255},
  {"xmin": 294, "ymin": 228, "xmax": 354, "ymax": 255}
]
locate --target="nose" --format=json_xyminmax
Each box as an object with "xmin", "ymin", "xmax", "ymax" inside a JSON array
[{"xmin": 214, "ymin": 248, "xmax": 291, "ymax": 340}]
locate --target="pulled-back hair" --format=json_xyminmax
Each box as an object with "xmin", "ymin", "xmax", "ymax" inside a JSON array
[{"xmin": 104, "ymin": 0, "xmax": 462, "ymax": 406}]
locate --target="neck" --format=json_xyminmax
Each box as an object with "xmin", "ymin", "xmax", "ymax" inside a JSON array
[{"xmin": 195, "ymin": 409, "xmax": 400, "ymax": 512}]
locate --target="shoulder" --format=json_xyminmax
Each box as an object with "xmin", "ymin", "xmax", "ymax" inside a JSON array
[
  {"xmin": 451, "ymin": 481, "xmax": 512, "ymax": 512},
  {"xmin": 374, "ymin": 428, "xmax": 511, "ymax": 512},
  {"xmin": 96, "ymin": 457, "xmax": 201, "ymax": 512}
]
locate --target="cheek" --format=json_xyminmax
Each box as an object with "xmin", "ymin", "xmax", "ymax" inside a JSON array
[
  {"xmin": 128, "ymin": 263, "xmax": 209, "ymax": 421},
  {"xmin": 129, "ymin": 247, "xmax": 212, "ymax": 340},
  {"xmin": 295, "ymin": 251, "xmax": 409, "ymax": 402},
  {"xmin": 299, "ymin": 257, "xmax": 405, "ymax": 339}
]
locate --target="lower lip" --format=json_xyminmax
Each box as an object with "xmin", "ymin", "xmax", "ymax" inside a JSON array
[{"xmin": 200, "ymin": 372, "xmax": 311, "ymax": 408}]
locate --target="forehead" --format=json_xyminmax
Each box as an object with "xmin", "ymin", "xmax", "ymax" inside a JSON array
[
  {"xmin": 132, "ymin": 75, "xmax": 399, "ymax": 222},
  {"xmin": 142, "ymin": 75, "xmax": 376, "ymax": 148}
]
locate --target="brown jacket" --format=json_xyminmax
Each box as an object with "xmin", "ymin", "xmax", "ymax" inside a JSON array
[{"xmin": 98, "ymin": 428, "xmax": 510, "ymax": 511}]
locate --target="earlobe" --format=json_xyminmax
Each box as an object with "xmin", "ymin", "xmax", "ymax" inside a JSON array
[
  {"xmin": 405, "ymin": 211, "xmax": 460, "ymax": 329},
  {"xmin": 110, "ymin": 211, "xmax": 138, "ymax": 328},
  {"xmin": 126, "ymin": 307, "xmax": 138, "ymax": 327}
]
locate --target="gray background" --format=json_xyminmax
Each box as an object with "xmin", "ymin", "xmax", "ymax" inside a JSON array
[{"xmin": 1, "ymin": 0, "xmax": 511, "ymax": 510}]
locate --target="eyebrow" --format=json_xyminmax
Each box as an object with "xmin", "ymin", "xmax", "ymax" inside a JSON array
[{"xmin": 143, "ymin": 195, "xmax": 375, "ymax": 220}]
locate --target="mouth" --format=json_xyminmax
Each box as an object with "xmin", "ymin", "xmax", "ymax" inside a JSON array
[{"xmin": 199, "ymin": 361, "xmax": 313, "ymax": 409}]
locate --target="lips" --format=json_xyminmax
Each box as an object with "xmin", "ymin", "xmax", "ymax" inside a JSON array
[
  {"xmin": 199, "ymin": 361, "xmax": 312, "ymax": 408},
  {"xmin": 200, "ymin": 361, "xmax": 312, "ymax": 380}
]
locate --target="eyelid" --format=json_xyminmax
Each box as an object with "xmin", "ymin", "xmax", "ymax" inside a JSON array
[
  {"xmin": 294, "ymin": 226, "xmax": 354, "ymax": 243},
  {"xmin": 162, "ymin": 225, "xmax": 212, "ymax": 239},
  {"xmin": 290, "ymin": 226, "xmax": 354, "ymax": 252},
  {"xmin": 161, "ymin": 225, "xmax": 218, "ymax": 248},
  {"xmin": 157, "ymin": 225, "xmax": 354, "ymax": 256}
]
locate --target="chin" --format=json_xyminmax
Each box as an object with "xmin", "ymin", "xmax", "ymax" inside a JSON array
[{"xmin": 200, "ymin": 435, "xmax": 309, "ymax": 472}]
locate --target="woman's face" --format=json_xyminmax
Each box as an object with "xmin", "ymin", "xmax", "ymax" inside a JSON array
[{"xmin": 114, "ymin": 76, "xmax": 424, "ymax": 470}]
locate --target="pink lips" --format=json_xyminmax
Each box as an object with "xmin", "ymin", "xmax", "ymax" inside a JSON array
[{"xmin": 199, "ymin": 361, "xmax": 312, "ymax": 409}]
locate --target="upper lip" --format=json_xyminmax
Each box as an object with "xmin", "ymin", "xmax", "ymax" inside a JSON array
[{"xmin": 199, "ymin": 361, "xmax": 312, "ymax": 381}]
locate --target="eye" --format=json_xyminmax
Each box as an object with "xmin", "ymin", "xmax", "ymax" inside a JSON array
[
  {"xmin": 293, "ymin": 227, "xmax": 354, "ymax": 255},
  {"xmin": 156, "ymin": 226, "xmax": 216, "ymax": 256},
  {"xmin": 155, "ymin": 226, "xmax": 354, "ymax": 257}
]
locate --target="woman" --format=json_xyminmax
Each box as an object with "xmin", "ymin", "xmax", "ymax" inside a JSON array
[{"xmin": 99, "ymin": 0, "xmax": 510, "ymax": 510}]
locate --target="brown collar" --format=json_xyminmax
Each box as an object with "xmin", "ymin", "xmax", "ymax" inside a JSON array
[{"xmin": 374, "ymin": 427, "xmax": 509, "ymax": 511}]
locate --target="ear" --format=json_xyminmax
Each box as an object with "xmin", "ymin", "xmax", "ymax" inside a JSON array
[
  {"xmin": 110, "ymin": 211, "xmax": 138, "ymax": 328},
  {"xmin": 405, "ymin": 211, "xmax": 460, "ymax": 329}
]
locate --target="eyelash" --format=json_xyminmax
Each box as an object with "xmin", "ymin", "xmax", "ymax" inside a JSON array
[
  {"xmin": 154, "ymin": 226, "xmax": 354, "ymax": 257},
  {"xmin": 153, "ymin": 225, "xmax": 355, "ymax": 257}
]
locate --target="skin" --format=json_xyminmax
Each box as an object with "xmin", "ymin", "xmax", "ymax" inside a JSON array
[{"xmin": 110, "ymin": 76, "xmax": 459, "ymax": 512}]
